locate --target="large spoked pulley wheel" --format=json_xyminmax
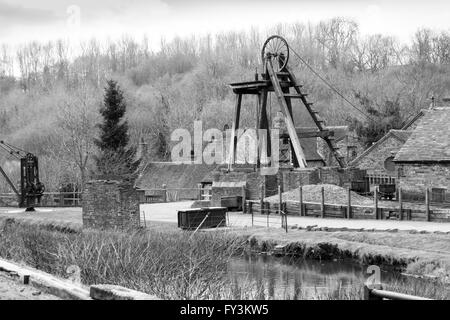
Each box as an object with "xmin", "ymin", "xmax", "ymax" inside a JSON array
[{"xmin": 261, "ymin": 35, "xmax": 290, "ymax": 72}]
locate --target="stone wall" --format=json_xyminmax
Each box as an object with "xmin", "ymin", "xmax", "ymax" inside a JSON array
[
  {"xmin": 318, "ymin": 133, "xmax": 363, "ymax": 166},
  {"xmin": 397, "ymin": 163, "xmax": 450, "ymax": 194},
  {"xmin": 353, "ymin": 135, "xmax": 404, "ymax": 175},
  {"xmin": 281, "ymin": 167, "xmax": 366, "ymax": 191},
  {"xmin": 210, "ymin": 166, "xmax": 366, "ymax": 206},
  {"xmin": 82, "ymin": 180, "xmax": 140, "ymax": 230},
  {"xmin": 281, "ymin": 168, "xmax": 320, "ymax": 191}
]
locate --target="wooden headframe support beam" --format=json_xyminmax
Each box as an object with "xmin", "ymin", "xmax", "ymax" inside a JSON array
[{"xmin": 266, "ymin": 60, "xmax": 307, "ymax": 168}]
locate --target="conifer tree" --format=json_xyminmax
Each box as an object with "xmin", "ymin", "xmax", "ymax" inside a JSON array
[{"xmin": 95, "ymin": 80, "xmax": 138, "ymax": 178}]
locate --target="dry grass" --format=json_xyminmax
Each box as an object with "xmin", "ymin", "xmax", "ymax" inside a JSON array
[{"xmin": 0, "ymin": 218, "xmax": 245, "ymax": 299}]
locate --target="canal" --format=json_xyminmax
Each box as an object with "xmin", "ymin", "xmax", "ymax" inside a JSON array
[{"xmin": 227, "ymin": 254, "xmax": 446, "ymax": 299}]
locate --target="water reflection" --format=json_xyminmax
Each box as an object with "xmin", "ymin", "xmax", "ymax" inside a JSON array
[
  {"xmin": 227, "ymin": 254, "xmax": 449, "ymax": 299},
  {"xmin": 227, "ymin": 254, "xmax": 368, "ymax": 299}
]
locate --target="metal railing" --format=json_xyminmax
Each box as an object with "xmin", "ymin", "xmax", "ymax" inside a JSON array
[
  {"xmin": 364, "ymin": 285, "xmax": 431, "ymax": 300},
  {"xmin": 0, "ymin": 192, "xmax": 82, "ymax": 207},
  {"xmin": 366, "ymin": 173, "xmax": 396, "ymax": 187}
]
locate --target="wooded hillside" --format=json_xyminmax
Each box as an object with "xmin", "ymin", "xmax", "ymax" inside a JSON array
[{"xmin": 1, "ymin": 18, "xmax": 449, "ymax": 191}]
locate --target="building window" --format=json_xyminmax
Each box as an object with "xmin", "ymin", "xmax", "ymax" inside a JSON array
[
  {"xmin": 431, "ymin": 188, "xmax": 446, "ymax": 203},
  {"xmin": 384, "ymin": 156, "xmax": 396, "ymax": 173}
]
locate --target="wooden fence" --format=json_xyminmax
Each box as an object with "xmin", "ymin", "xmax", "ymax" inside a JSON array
[
  {"xmin": 0, "ymin": 192, "xmax": 82, "ymax": 207},
  {"xmin": 246, "ymin": 186, "xmax": 450, "ymax": 223}
]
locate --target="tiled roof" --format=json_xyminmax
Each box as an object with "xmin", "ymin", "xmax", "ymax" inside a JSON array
[
  {"xmin": 135, "ymin": 162, "xmax": 219, "ymax": 189},
  {"xmin": 394, "ymin": 107, "xmax": 450, "ymax": 163},
  {"xmin": 390, "ymin": 130, "xmax": 412, "ymax": 143},
  {"xmin": 400, "ymin": 110, "xmax": 427, "ymax": 130}
]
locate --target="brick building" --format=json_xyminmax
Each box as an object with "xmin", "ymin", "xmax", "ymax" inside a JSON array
[
  {"xmin": 348, "ymin": 110, "xmax": 427, "ymax": 177},
  {"xmin": 349, "ymin": 130, "xmax": 412, "ymax": 176},
  {"xmin": 394, "ymin": 106, "xmax": 450, "ymax": 202}
]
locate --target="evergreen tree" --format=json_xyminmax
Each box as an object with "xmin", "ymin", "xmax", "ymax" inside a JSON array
[
  {"xmin": 348, "ymin": 92, "xmax": 403, "ymax": 148},
  {"xmin": 94, "ymin": 80, "xmax": 139, "ymax": 179}
]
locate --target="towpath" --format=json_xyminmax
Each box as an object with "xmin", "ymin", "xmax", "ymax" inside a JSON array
[
  {"xmin": 0, "ymin": 273, "xmax": 59, "ymax": 300},
  {"xmin": 1, "ymin": 203, "xmax": 450, "ymax": 233},
  {"xmin": 140, "ymin": 202, "xmax": 450, "ymax": 233}
]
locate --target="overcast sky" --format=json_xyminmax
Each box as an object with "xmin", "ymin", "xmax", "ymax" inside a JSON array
[{"xmin": 1, "ymin": 0, "xmax": 450, "ymax": 48}]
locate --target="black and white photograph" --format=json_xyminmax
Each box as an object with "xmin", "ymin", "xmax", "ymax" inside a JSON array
[{"xmin": 0, "ymin": 0, "xmax": 449, "ymax": 309}]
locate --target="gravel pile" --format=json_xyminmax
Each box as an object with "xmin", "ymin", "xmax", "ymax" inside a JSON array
[{"xmin": 265, "ymin": 184, "xmax": 373, "ymax": 206}]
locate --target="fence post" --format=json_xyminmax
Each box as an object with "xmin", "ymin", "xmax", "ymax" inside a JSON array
[
  {"xmin": 347, "ymin": 188, "xmax": 351, "ymax": 219},
  {"xmin": 374, "ymin": 187, "xmax": 379, "ymax": 219},
  {"xmin": 260, "ymin": 183, "xmax": 264, "ymax": 214},
  {"xmin": 278, "ymin": 185, "xmax": 283, "ymax": 228},
  {"xmin": 197, "ymin": 183, "xmax": 202, "ymax": 200},
  {"xmin": 321, "ymin": 186, "xmax": 325, "ymax": 218},
  {"xmin": 251, "ymin": 202, "xmax": 254, "ymax": 227},
  {"xmin": 284, "ymin": 203, "xmax": 288, "ymax": 233},
  {"xmin": 399, "ymin": 187, "xmax": 403, "ymax": 221},
  {"xmin": 162, "ymin": 184, "xmax": 167, "ymax": 203},
  {"xmin": 426, "ymin": 188, "xmax": 430, "ymax": 221},
  {"xmin": 59, "ymin": 192, "xmax": 65, "ymax": 207},
  {"xmin": 299, "ymin": 186, "xmax": 303, "ymax": 216}
]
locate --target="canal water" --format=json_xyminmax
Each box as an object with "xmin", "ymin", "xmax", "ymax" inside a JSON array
[{"xmin": 227, "ymin": 254, "xmax": 406, "ymax": 299}]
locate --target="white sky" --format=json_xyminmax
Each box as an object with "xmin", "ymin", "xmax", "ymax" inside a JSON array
[{"xmin": 0, "ymin": 0, "xmax": 450, "ymax": 48}]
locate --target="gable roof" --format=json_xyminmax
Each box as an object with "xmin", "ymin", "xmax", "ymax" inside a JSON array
[
  {"xmin": 401, "ymin": 109, "xmax": 427, "ymax": 130},
  {"xmin": 394, "ymin": 107, "xmax": 450, "ymax": 163},
  {"xmin": 390, "ymin": 130, "xmax": 412, "ymax": 142},
  {"xmin": 350, "ymin": 129, "xmax": 412, "ymax": 166}
]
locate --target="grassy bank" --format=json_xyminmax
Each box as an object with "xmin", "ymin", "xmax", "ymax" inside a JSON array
[
  {"xmin": 0, "ymin": 218, "xmax": 246, "ymax": 299},
  {"xmin": 240, "ymin": 227, "xmax": 450, "ymax": 282},
  {"xmin": 0, "ymin": 218, "xmax": 448, "ymax": 299}
]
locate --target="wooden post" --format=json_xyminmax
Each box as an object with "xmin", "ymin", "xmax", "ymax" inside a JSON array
[
  {"xmin": 59, "ymin": 192, "xmax": 65, "ymax": 206},
  {"xmin": 347, "ymin": 188, "xmax": 351, "ymax": 219},
  {"xmin": 374, "ymin": 187, "xmax": 379, "ymax": 219},
  {"xmin": 242, "ymin": 186, "xmax": 246, "ymax": 214},
  {"xmin": 251, "ymin": 202, "xmax": 254, "ymax": 227},
  {"xmin": 299, "ymin": 186, "xmax": 303, "ymax": 216},
  {"xmin": 278, "ymin": 185, "xmax": 283, "ymax": 228},
  {"xmin": 321, "ymin": 186, "xmax": 325, "ymax": 218},
  {"xmin": 228, "ymin": 94, "xmax": 242, "ymax": 169},
  {"xmin": 399, "ymin": 187, "xmax": 403, "ymax": 221},
  {"xmin": 284, "ymin": 203, "xmax": 288, "ymax": 233},
  {"xmin": 260, "ymin": 183, "xmax": 264, "ymax": 215},
  {"xmin": 162, "ymin": 184, "xmax": 167, "ymax": 203},
  {"xmin": 197, "ymin": 183, "xmax": 202, "ymax": 200},
  {"xmin": 426, "ymin": 188, "xmax": 430, "ymax": 222}
]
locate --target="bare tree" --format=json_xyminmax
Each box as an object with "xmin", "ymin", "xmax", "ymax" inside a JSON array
[{"xmin": 53, "ymin": 85, "xmax": 99, "ymax": 188}]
